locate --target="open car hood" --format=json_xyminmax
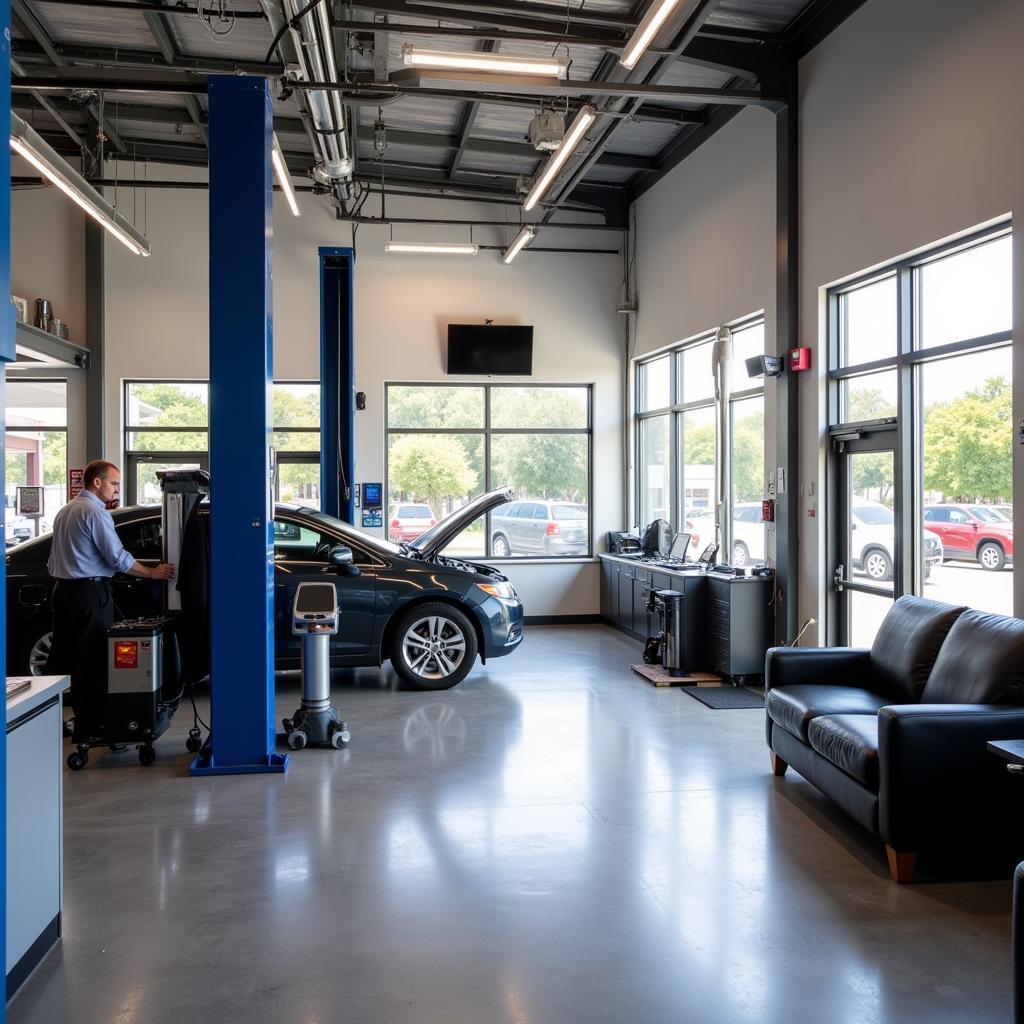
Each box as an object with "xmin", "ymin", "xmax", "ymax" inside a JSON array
[{"xmin": 408, "ymin": 486, "xmax": 514, "ymax": 559}]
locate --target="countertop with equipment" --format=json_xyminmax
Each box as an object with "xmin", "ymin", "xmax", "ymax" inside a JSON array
[
  {"xmin": 598, "ymin": 554, "xmax": 776, "ymax": 680},
  {"xmin": 6, "ymin": 674, "xmax": 70, "ymax": 1000}
]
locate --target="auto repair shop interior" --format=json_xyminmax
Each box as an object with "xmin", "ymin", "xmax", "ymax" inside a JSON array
[{"xmin": 2, "ymin": 0, "xmax": 1024, "ymax": 1021}]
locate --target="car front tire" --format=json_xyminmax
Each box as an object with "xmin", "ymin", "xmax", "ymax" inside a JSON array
[
  {"xmin": 491, "ymin": 534, "xmax": 511, "ymax": 557},
  {"xmin": 24, "ymin": 625, "xmax": 54, "ymax": 676},
  {"xmin": 978, "ymin": 541, "xmax": 1006, "ymax": 571},
  {"xmin": 732, "ymin": 541, "xmax": 749, "ymax": 567},
  {"xmin": 863, "ymin": 548, "xmax": 892, "ymax": 582},
  {"xmin": 390, "ymin": 602, "xmax": 479, "ymax": 691}
]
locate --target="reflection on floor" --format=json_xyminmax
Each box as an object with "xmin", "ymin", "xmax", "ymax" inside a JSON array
[{"xmin": 9, "ymin": 626, "xmax": 1013, "ymax": 1023}]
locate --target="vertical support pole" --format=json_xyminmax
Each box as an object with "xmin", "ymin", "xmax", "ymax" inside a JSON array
[
  {"xmin": 84, "ymin": 221, "xmax": 104, "ymax": 460},
  {"xmin": 191, "ymin": 75, "xmax": 286, "ymax": 776},
  {"xmin": 0, "ymin": 0, "xmax": 12, "ymax": 1002},
  {"xmin": 319, "ymin": 247, "xmax": 355, "ymax": 523},
  {"xmin": 774, "ymin": 60, "xmax": 799, "ymax": 646}
]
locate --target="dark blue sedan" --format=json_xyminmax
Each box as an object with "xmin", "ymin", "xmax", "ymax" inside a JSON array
[{"xmin": 6, "ymin": 488, "xmax": 524, "ymax": 690}]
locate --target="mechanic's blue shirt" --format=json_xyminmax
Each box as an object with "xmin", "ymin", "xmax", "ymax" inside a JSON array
[{"xmin": 47, "ymin": 491, "xmax": 135, "ymax": 579}]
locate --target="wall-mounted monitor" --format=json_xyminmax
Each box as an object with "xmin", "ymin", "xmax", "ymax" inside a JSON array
[{"xmin": 447, "ymin": 324, "xmax": 533, "ymax": 375}]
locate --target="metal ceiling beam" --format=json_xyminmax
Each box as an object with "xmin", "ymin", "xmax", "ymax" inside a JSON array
[
  {"xmin": 10, "ymin": 58, "xmax": 86, "ymax": 151},
  {"xmin": 142, "ymin": 0, "xmax": 208, "ymax": 146},
  {"xmin": 545, "ymin": 0, "xmax": 724, "ymax": 215},
  {"xmin": 359, "ymin": 124, "xmax": 655, "ymax": 170},
  {"xmin": 786, "ymin": 0, "xmax": 871, "ymax": 59},
  {"xmin": 10, "ymin": 0, "xmax": 127, "ymax": 154},
  {"xmin": 449, "ymin": 38, "xmax": 496, "ymax": 178},
  {"xmin": 391, "ymin": 0, "xmax": 635, "ymax": 30}
]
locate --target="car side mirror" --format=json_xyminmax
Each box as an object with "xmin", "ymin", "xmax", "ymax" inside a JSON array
[{"xmin": 329, "ymin": 545, "xmax": 360, "ymax": 575}]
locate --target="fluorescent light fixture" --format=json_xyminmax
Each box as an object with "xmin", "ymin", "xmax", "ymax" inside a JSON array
[
  {"xmin": 271, "ymin": 134, "xmax": 300, "ymax": 217},
  {"xmin": 10, "ymin": 112, "xmax": 151, "ymax": 256},
  {"xmin": 403, "ymin": 45, "xmax": 569, "ymax": 79},
  {"xmin": 501, "ymin": 225, "xmax": 536, "ymax": 265},
  {"xmin": 522, "ymin": 105, "xmax": 596, "ymax": 213},
  {"xmin": 620, "ymin": 0, "xmax": 683, "ymax": 70},
  {"xmin": 385, "ymin": 241, "xmax": 479, "ymax": 255}
]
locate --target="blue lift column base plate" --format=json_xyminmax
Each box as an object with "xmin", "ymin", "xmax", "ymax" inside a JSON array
[{"xmin": 189, "ymin": 751, "xmax": 289, "ymax": 776}]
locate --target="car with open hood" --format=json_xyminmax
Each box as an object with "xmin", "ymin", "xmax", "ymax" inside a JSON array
[{"xmin": 6, "ymin": 487, "xmax": 524, "ymax": 690}]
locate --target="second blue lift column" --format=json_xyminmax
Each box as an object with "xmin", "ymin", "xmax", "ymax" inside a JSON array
[{"xmin": 191, "ymin": 75, "xmax": 287, "ymax": 775}]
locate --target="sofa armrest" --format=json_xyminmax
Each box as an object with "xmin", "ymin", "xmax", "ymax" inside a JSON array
[
  {"xmin": 878, "ymin": 704, "xmax": 1024, "ymax": 851},
  {"xmin": 765, "ymin": 646, "xmax": 872, "ymax": 693}
]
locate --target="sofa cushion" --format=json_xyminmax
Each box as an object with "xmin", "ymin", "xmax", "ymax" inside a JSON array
[
  {"xmin": 807, "ymin": 714, "xmax": 880, "ymax": 791},
  {"xmin": 767, "ymin": 685, "xmax": 889, "ymax": 741},
  {"xmin": 921, "ymin": 609, "xmax": 1024, "ymax": 704},
  {"xmin": 869, "ymin": 596, "xmax": 966, "ymax": 702}
]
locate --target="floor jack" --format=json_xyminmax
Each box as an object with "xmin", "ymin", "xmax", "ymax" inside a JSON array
[{"xmin": 282, "ymin": 582, "xmax": 351, "ymax": 751}]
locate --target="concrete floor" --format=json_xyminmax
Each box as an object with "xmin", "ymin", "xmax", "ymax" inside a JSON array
[{"xmin": 8, "ymin": 625, "xmax": 1014, "ymax": 1023}]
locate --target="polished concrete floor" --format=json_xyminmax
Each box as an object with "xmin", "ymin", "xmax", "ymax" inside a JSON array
[{"xmin": 9, "ymin": 625, "xmax": 1014, "ymax": 1023}]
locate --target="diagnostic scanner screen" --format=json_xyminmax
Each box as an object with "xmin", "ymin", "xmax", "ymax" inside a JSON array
[{"xmin": 295, "ymin": 585, "xmax": 336, "ymax": 615}]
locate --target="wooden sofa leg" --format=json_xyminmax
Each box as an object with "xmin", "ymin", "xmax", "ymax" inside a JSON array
[
  {"xmin": 770, "ymin": 752, "xmax": 788, "ymax": 776},
  {"xmin": 886, "ymin": 845, "xmax": 917, "ymax": 884}
]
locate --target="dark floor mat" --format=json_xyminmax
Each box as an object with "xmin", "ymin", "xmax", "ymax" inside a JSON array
[{"xmin": 679, "ymin": 686, "xmax": 765, "ymax": 709}]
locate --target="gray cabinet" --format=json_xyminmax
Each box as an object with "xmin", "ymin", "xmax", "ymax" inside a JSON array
[{"xmin": 706, "ymin": 575, "xmax": 774, "ymax": 679}]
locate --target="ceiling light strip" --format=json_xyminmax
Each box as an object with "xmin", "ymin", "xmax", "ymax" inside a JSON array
[
  {"xmin": 271, "ymin": 134, "xmax": 301, "ymax": 217},
  {"xmin": 403, "ymin": 46, "xmax": 569, "ymax": 79},
  {"xmin": 385, "ymin": 242, "xmax": 479, "ymax": 255},
  {"xmin": 522, "ymin": 105, "xmax": 596, "ymax": 213},
  {"xmin": 10, "ymin": 113, "xmax": 151, "ymax": 257},
  {"xmin": 501, "ymin": 225, "xmax": 536, "ymax": 265},
  {"xmin": 620, "ymin": 0, "xmax": 683, "ymax": 70}
]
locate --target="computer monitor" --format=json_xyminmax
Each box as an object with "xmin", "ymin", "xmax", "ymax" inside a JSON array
[
  {"xmin": 696, "ymin": 542, "xmax": 719, "ymax": 569},
  {"xmin": 642, "ymin": 518, "xmax": 671, "ymax": 558},
  {"xmin": 669, "ymin": 532, "xmax": 691, "ymax": 562}
]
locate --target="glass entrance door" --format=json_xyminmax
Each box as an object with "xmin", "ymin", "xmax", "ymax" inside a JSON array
[{"xmin": 833, "ymin": 431, "xmax": 897, "ymax": 647}]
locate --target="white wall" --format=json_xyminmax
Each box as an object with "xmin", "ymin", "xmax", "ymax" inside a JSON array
[
  {"xmin": 632, "ymin": 107, "xmax": 776, "ymax": 360},
  {"xmin": 100, "ymin": 173, "xmax": 624, "ymax": 616}
]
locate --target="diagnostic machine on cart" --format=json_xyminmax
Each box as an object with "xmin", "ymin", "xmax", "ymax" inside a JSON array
[{"xmin": 282, "ymin": 582, "xmax": 351, "ymax": 751}]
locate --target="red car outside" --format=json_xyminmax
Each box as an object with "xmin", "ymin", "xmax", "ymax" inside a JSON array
[
  {"xmin": 388, "ymin": 502, "xmax": 438, "ymax": 543},
  {"xmin": 921, "ymin": 504, "xmax": 1013, "ymax": 571}
]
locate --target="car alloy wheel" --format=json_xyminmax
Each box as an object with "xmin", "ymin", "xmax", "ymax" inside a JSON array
[
  {"xmin": 732, "ymin": 542, "xmax": 749, "ymax": 567},
  {"xmin": 864, "ymin": 548, "xmax": 892, "ymax": 581},
  {"xmin": 29, "ymin": 630, "xmax": 53, "ymax": 676},
  {"xmin": 978, "ymin": 541, "xmax": 1006, "ymax": 571},
  {"xmin": 492, "ymin": 534, "xmax": 511, "ymax": 557},
  {"xmin": 390, "ymin": 602, "xmax": 479, "ymax": 690}
]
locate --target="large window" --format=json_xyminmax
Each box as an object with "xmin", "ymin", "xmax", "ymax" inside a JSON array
[
  {"xmin": 124, "ymin": 380, "xmax": 320, "ymax": 507},
  {"xmin": 828, "ymin": 226, "xmax": 1013, "ymax": 644},
  {"xmin": 5, "ymin": 379, "xmax": 68, "ymax": 543},
  {"xmin": 386, "ymin": 384, "xmax": 592, "ymax": 559},
  {"xmin": 634, "ymin": 317, "xmax": 765, "ymax": 564}
]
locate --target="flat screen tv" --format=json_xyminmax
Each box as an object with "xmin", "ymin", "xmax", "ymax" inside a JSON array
[{"xmin": 447, "ymin": 324, "xmax": 533, "ymax": 375}]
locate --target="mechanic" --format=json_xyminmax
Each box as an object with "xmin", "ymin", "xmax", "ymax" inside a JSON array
[{"xmin": 45, "ymin": 460, "xmax": 175, "ymax": 741}]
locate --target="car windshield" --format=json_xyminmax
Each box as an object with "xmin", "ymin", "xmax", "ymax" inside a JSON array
[
  {"xmin": 306, "ymin": 510, "xmax": 404, "ymax": 555},
  {"xmin": 854, "ymin": 505, "xmax": 893, "ymax": 525},
  {"xmin": 398, "ymin": 506, "xmax": 432, "ymax": 518},
  {"xmin": 552, "ymin": 505, "xmax": 587, "ymax": 520},
  {"xmin": 971, "ymin": 507, "xmax": 1006, "ymax": 523}
]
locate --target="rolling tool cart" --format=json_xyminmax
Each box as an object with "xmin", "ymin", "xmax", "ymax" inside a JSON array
[{"xmin": 282, "ymin": 582, "xmax": 351, "ymax": 751}]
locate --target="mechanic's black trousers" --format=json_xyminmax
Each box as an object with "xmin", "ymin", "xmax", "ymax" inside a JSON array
[{"xmin": 46, "ymin": 578, "xmax": 113, "ymax": 740}]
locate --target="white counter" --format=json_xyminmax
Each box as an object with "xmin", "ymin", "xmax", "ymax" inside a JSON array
[{"xmin": 6, "ymin": 674, "xmax": 69, "ymax": 1000}]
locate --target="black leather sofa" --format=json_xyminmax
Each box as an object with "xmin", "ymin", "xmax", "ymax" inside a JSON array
[{"xmin": 765, "ymin": 596, "xmax": 1024, "ymax": 882}]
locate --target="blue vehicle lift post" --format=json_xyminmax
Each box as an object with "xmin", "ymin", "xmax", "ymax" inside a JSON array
[
  {"xmin": 0, "ymin": 0, "xmax": 12, "ymax": 1005},
  {"xmin": 319, "ymin": 247, "xmax": 355, "ymax": 523},
  {"xmin": 190, "ymin": 75, "xmax": 286, "ymax": 776}
]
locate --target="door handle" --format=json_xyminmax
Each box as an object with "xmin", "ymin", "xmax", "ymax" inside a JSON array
[{"xmin": 832, "ymin": 563, "xmax": 845, "ymax": 592}]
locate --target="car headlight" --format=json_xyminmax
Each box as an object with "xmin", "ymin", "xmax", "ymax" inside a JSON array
[{"xmin": 476, "ymin": 582, "xmax": 516, "ymax": 600}]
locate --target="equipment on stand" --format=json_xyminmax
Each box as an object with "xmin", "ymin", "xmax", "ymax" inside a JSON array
[
  {"xmin": 66, "ymin": 470, "xmax": 211, "ymax": 770},
  {"xmin": 642, "ymin": 589, "xmax": 688, "ymax": 677},
  {"xmin": 282, "ymin": 582, "xmax": 351, "ymax": 751}
]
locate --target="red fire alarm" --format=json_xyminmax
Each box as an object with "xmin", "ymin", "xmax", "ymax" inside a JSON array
[
  {"xmin": 789, "ymin": 347, "xmax": 811, "ymax": 372},
  {"xmin": 761, "ymin": 499, "xmax": 775, "ymax": 523}
]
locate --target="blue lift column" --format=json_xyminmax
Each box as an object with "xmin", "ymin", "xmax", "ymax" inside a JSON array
[
  {"xmin": 191, "ymin": 75, "xmax": 286, "ymax": 776},
  {"xmin": 0, "ymin": 0, "xmax": 12, "ymax": 1004},
  {"xmin": 319, "ymin": 247, "xmax": 355, "ymax": 523}
]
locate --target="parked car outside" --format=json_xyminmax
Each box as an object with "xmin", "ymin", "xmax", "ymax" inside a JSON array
[
  {"xmin": 4, "ymin": 497, "xmax": 32, "ymax": 547},
  {"xmin": 490, "ymin": 500, "xmax": 588, "ymax": 557},
  {"xmin": 7, "ymin": 489, "xmax": 524, "ymax": 690},
  {"xmin": 992, "ymin": 504, "xmax": 1013, "ymax": 522},
  {"xmin": 388, "ymin": 502, "xmax": 437, "ymax": 543},
  {"xmin": 853, "ymin": 502, "xmax": 943, "ymax": 581},
  {"xmin": 731, "ymin": 504, "xmax": 767, "ymax": 566},
  {"xmin": 922, "ymin": 503, "xmax": 1014, "ymax": 571}
]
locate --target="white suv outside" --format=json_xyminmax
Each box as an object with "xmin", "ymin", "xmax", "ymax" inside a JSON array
[{"xmin": 851, "ymin": 502, "xmax": 943, "ymax": 581}]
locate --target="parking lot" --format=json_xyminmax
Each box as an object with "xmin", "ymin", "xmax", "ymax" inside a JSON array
[{"xmin": 850, "ymin": 561, "xmax": 1014, "ymax": 647}]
